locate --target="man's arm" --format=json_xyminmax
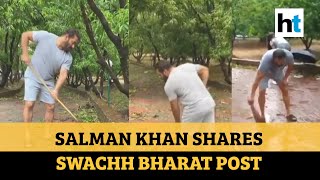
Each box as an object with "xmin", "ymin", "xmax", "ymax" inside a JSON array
[
  {"xmin": 51, "ymin": 68, "xmax": 68, "ymax": 99},
  {"xmin": 164, "ymin": 81, "xmax": 180, "ymax": 122},
  {"xmin": 170, "ymin": 99, "xmax": 181, "ymax": 122},
  {"xmin": 248, "ymin": 70, "xmax": 265, "ymax": 105},
  {"xmin": 20, "ymin": 31, "xmax": 34, "ymax": 65},
  {"xmin": 284, "ymin": 63, "xmax": 293, "ymax": 80},
  {"xmin": 282, "ymin": 51, "xmax": 294, "ymax": 84},
  {"xmin": 197, "ymin": 65, "xmax": 209, "ymax": 86}
]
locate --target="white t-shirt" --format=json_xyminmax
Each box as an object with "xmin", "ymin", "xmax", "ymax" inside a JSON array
[{"xmin": 164, "ymin": 63, "xmax": 215, "ymax": 116}]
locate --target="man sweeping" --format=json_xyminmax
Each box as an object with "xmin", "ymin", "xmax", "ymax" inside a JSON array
[
  {"xmin": 155, "ymin": 60, "xmax": 215, "ymax": 123},
  {"xmin": 247, "ymin": 48, "xmax": 297, "ymax": 122},
  {"xmin": 267, "ymin": 33, "xmax": 292, "ymax": 86},
  {"xmin": 20, "ymin": 29, "xmax": 80, "ymax": 122}
]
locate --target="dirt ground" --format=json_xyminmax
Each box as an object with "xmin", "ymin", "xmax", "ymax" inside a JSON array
[
  {"xmin": 0, "ymin": 84, "xmax": 122, "ymax": 123},
  {"xmin": 232, "ymin": 38, "xmax": 320, "ymax": 122},
  {"xmin": 74, "ymin": 85, "xmax": 129, "ymax": 122},
  {"xmin": 129, "ymin": 59, "xmax": 232, "ymax": 122},
  {"xmin": 233, "ymin": 38, "xmax": 320, "ymax": 60}
]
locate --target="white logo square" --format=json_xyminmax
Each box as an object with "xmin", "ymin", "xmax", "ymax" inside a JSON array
[{"xmin": 275, "ymin": 8, "xmax": 304, "ymax": 37}]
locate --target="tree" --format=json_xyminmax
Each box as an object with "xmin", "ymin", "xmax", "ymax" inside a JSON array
[{"xmin": 130, "ymin": 0, "xmax": 233, "ymax": 84}]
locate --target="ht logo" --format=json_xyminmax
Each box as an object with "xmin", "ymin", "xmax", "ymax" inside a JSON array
[
  {"xmin": 275, "ymin": 8, "xmax": 304, "ymax": 37},
  {"xmin": 278, "ymin": 13, "xmax": 301, "ymax": 32}
]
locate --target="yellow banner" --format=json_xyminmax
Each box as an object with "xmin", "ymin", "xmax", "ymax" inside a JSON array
[{"xmin": 0, "ymin": 123, "xmax": 319, "ymax": 151}]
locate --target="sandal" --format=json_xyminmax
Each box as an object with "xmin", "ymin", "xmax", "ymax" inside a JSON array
[{"xmin": 286, "ymin": 114, "xmax": 297, "ymax": 121}]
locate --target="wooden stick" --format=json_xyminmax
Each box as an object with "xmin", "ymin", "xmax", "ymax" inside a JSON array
[
  {"xmin": 249, "ymin": 104, "xmax": 265, "ymax": 123},
  {"xmin": 28, "ymin": 64, "xmax": 78, "ymax": 121}
]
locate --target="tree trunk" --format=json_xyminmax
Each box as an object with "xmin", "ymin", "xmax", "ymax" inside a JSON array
[
  {"xmin": 0, "ymin": 65, "xmax": 12, "ymax": 88},
  {"xmin": 119, "ymin": 0, "xmax": 126, "ymax": 8},
  {"xmin": 300, "ymin": 37, "xmax": 313, "ymax": 50},
  {"xmin": 99, "ymin": 68, "xmax": 105, "ymax": 95},
  {"xmin": 219, "ymin": 58, "xmax": 231, "ymax": 84},
  {"xmin": 132, "ymin": 44, "xmax": 144, "ymax": 63},
  {"xmin": 83, "ymin": 67, "xmax": 100, "ymax": 96},
  {"xmin": 86, "ymin": 0, "xmax": 129, "ymax": 97}
]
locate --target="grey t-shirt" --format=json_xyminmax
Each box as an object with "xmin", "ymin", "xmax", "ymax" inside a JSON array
[
  {"xmin": 24, "ymin": 31, "xmax": 73, "ymax": 86},
  {"xmin": 270, "ymin": 37, "xmax": 291, "ymax": 51},
  {"xmin": 258, "ymin": 48, "xmax": 294, "ymax": 75},
  {"xmin": 164, "ymin": 63, "xmax": 215, "ymax": 116}
]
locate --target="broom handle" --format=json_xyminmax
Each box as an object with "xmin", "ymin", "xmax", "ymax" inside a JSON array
[{"xmin": 28, "ymin": 64, "xmax": 78, "ymax": 121}]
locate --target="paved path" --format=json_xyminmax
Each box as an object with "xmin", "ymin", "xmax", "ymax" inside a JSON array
[{"xmin": 232, "ymin": 68, "xmax": 320, "ymax": 122}]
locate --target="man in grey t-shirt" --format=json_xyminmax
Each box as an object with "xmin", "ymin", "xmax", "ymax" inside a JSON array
[
  {"xmin": 270, "ymin": 37, "xmax": 291, "ymax": 51},
  {"xmin": 247, "ymin": 48, "xmax": 297, "ymax": 122},
  {"xmin": 20, "ymin": 29, "xmax": 80, "ymax": 122},
  {"xmin": 267, "ymin": 32, "xmax": 291, "ymax": 51},
  {"xmin": 155, "ymin": 60, "xmax": 216, "ymax": 123}
]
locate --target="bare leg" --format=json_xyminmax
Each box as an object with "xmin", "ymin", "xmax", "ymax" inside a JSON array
[
  {"xmin": 258, "ymin": 89, "xmax": 266, "ymax": 122},
  {"xmin": 278, "ymin": 82, "xmax": 297, "ymax": 121},
  {"xmin": 23, "ymin": 101, "xmax": 35, "ymax": 147},
  {"xmin": 23, "ymin": 101, "xmax": 35, "ymax": 122},
  {"xmin": 279, "ymin": 82, "xmax": 290, "ymax": 116},
  {"xmin": 44, "ymin": 103, "xmax": 55, "ymax": 123}
]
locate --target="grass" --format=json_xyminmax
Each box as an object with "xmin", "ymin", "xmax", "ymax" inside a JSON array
[
  {"xmin": 64, "ymin": 84, "xmax": 129, "ymax": 122},
  {"xmin": 76, "ymin": 108, "xmax": 99, "ymax": 122},
  {"xmin": 0, "ymin": 97, "xmax": 9, "ymax": 101}
]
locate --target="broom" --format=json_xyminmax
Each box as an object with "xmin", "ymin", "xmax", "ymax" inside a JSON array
[{"xmin": 28, "ymin": 64, "xmax": 78, "ymax": 121}]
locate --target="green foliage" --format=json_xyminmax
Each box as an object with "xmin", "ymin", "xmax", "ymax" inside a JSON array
[
  {"xmin": 130, "ymin": 0, "xmax": 233, "ymax": 62},
  {"xmin": 233, "ymin": 0, "xmax": 276, "ymax": 38},
  {"xmin": 0, "ymin": 0, "xmax": 128, "ymax": 83},
  {"xmin": 212, "ymin": 0, "xmax": 233, "ymax": 59},
  {"xmin": 76, "ymin": 107, "xmax": 99, "ymax": 122},
  {"xmin": 234, "ymin": 0, "xmax": 320, "ymax": 40},
  {"xmin": 280, "ymin": 0, "xmax": 320, "ymax": 39}
]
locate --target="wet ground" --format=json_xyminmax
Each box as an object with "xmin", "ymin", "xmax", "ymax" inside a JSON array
[{"xmin": 232, "ymin": 68, "xmax": 320, "ymax": 122}]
